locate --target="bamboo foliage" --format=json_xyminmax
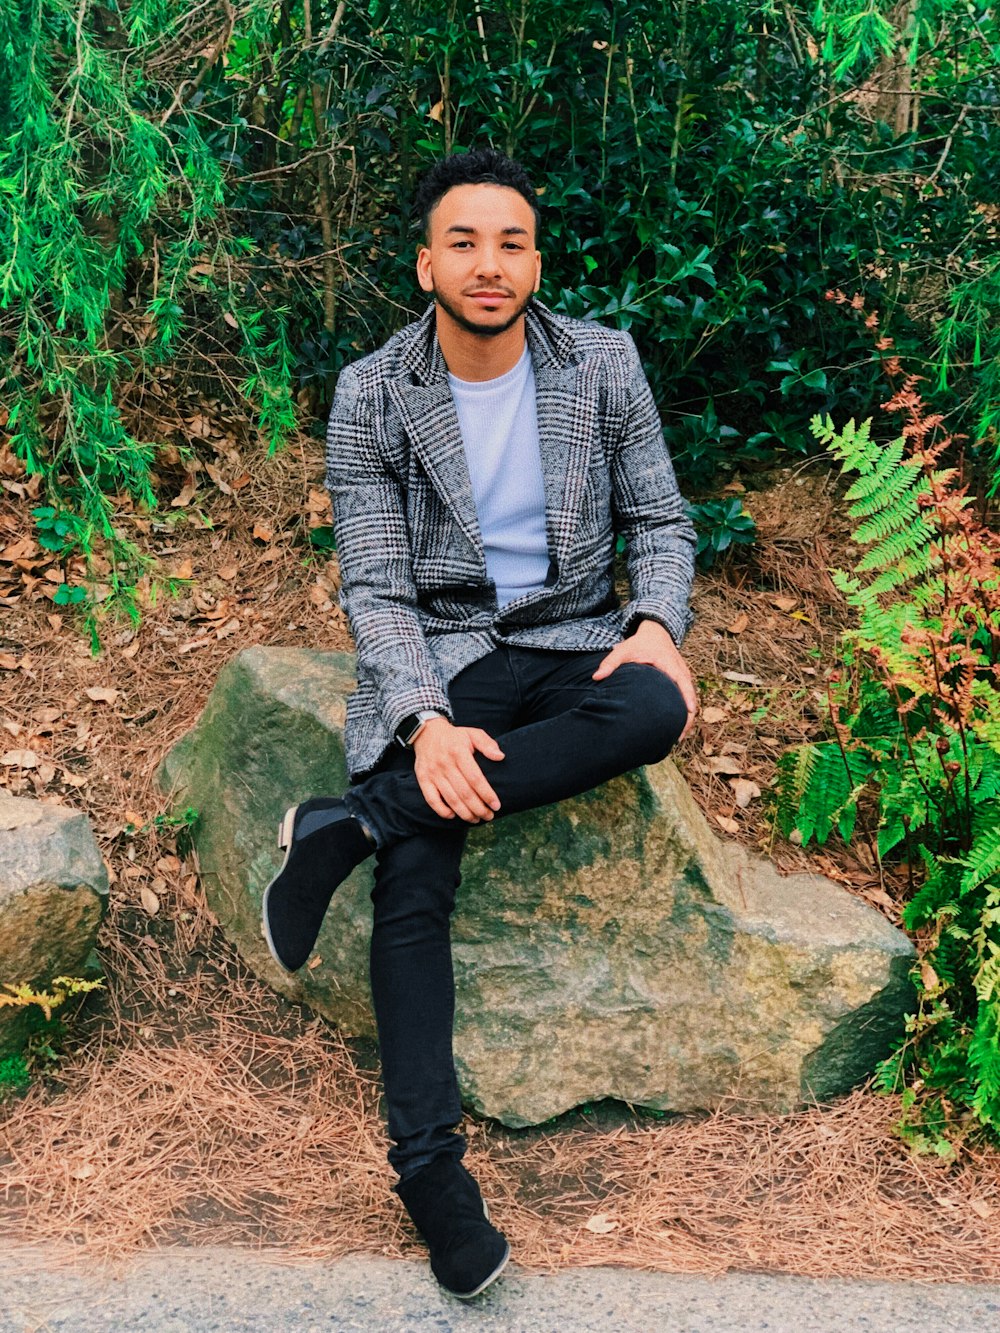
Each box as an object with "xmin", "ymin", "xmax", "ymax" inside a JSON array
[{"xmin": 0, "ymin": 0, "xmax": 295, "ymax": 622}]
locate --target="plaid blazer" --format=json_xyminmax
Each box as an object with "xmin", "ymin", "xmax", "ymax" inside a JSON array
[{"xmin": 326, "ymin": 299, "xmax": 697, "ymax": 777}]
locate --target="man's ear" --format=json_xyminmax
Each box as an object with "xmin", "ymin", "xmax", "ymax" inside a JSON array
[
  {"xmin": 416, "ymin": 245, "xmax": 434, "ymax": 294},
  {"xmin": 534, "ymin": 250, "xmax": 542, "ymax": 292}
]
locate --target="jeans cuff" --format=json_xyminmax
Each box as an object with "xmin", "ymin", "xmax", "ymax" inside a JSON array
[{"xmin": 342, "ymin": 790, "xmax": 381, "ymax": 848}]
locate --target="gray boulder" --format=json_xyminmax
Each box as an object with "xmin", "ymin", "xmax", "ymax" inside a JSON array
[
  {"xmin": 159, "ymin": 647, "xmax": 916, "ymax": 1127},
  {"xmin": 0, "ymin": 793, "xmax": 109, "ymax": 1057}
]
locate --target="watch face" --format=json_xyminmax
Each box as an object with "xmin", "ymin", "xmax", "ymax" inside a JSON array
[{"xmin": 397, "ymin": 714, "xmax": 421, "ymax": 745}]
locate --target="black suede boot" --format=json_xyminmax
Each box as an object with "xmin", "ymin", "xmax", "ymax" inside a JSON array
[
  {"xmin": 261, "ymin": 797, "xmax": 373, "ymax": 972},
  {"xmin": 395, "ymin": 1156, "xmax": 510, "ymax": 1299}
]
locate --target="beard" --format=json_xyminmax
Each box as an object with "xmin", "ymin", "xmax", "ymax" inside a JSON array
[{"xmin": 432, "ymin": 286, "xmax": 534, "ymax": 338}]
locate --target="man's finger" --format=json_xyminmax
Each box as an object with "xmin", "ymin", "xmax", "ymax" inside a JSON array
[
  {"xmin": 437, "ymin": 779, "xmax": 482, "ymax": 824},
  {"xmin": 455, "ymin": 752, "xmax": 500, "ymax": 814},
  {"xmin": 469, "ymin": 729, "xmax": 505, "ymax": 762},
  {"xmin": 419, "ymin": 775, "xmax": 455, "ymax": 819},
  {"xmin": 591, "ymin": 648, "xmax": 621, "ymax": 680}
]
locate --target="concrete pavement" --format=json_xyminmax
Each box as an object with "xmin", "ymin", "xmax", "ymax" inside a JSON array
[{"xmin": 3, "ymin": 1247, "xmax": 1000, "ymax": 1332}]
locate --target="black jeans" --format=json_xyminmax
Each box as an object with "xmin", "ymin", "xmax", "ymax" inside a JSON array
[{"xmin": 344, "ymin": 645, "xmax": 687, "ymax": 1180}]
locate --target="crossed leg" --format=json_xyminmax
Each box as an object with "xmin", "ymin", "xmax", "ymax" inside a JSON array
[{"xmin": 362, "ymin": 645, "xmax": 688, "ymax": 1178}]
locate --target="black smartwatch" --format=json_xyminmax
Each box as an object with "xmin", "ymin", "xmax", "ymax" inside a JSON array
[{"xmin": 395, "ymin": 710, "xmax": 442, "ymax": 748}]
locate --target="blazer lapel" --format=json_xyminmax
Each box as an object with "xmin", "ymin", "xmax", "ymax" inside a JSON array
[
  {"xmin": 527, "ymin": 308, "xmax": 592, "ymax": 579},
  {"xmin": 386, "ymin": 377, "xmax": 485, "ymax": 566}
]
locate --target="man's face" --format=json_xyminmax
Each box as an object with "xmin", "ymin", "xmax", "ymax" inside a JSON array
[{"xmin": 416, "ymin": 184, "xmax": 541, "ymax": 338}]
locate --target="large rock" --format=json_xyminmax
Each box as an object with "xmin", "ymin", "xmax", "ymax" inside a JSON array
[
  {"xmin": 159, "ymin": 647, "xmax": 916, "ymax": 1127},
  {"xmin": 0, "ymin": 793, "xmax": 109, "ymax": 1057}
]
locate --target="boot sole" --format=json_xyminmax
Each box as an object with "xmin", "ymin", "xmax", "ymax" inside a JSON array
[
  {"xmin": 260, "ymin": 805, "xmax": 301, "ymax": 974},
  {"xmin": 449, "ymin": 1241, "xmax": 511, "ymax": 1300}
]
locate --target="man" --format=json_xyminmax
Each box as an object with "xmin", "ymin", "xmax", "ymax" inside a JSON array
[{"xmin": 262, "ymin": 148, "xmax": 697, "ymax": 1299}]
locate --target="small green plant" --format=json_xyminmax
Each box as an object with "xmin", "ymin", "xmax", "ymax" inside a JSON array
[
  {"xmin": 0, "ymin": 975, "xmax": 105, "ymax": 1096},
  {"xmin": 124, "ymin": 806, "xmax": 200, "ymax": 859},
  {"xmin": 688, "ymin": 497, "xmax": 757, "ymax": 568},
  {"xmin": 777, "ymin": 302, "xmax": 1000, "ymax": 1148},
  {"xmin": 0, "ymin": 1052, "xmax": 31, "ymax": 1101},
  {"xmin": 32, "ymin": 505, "xmax": 90, "ymax": 558}
]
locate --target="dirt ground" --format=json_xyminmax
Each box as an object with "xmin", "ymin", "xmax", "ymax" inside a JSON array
[{"xmin": 2, "ymin": 423, "xmax": 1000, "ymax": 1280}]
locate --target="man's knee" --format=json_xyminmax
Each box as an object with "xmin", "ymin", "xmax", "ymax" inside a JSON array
[
  {"xmin": 370, "ymin": 832, "xmax": 465, "ymax": 921},
  {"xmin": 617, "ymin": 664, "xmax": 687, "ymax": 762}
]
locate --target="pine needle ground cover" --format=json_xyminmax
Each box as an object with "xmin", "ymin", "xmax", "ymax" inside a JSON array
[{"xmin": 3, "ymin": 431, "xmax": 1000, "ymax": 1280}]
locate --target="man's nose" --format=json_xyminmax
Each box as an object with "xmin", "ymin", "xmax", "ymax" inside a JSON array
[{"xmin": 474, "ymin": 245, "xmax": 503, "ymax": 277}]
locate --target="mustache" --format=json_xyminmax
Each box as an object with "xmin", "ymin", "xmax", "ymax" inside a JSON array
[{"xmin": 463, "ymin": 286, "xmax": 515, "ymax": 297}]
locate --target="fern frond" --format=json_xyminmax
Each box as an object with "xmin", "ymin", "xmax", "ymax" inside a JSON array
[
  {"xmin": 842, "ymin": 434, "xmax": 908, "ymax": 503},
  {"xmin": 855, "ymin": 523, "xmax": 934, "ymax": 574},
  {"xmin": 969, "ymin": 1001, "xmax": 1000, "ymax": 1126},
  {"xmin": 959, "ymin": 820, "xmax": 1000, "ymax": 898},
  {"xmin": 852, "ymin": 490, "xmax": 926, "ymax": 546}
]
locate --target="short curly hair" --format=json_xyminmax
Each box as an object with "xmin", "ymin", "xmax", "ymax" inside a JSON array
[{"xmin": 413, "ymin": 148, "xmax": 541, "ymax": 242}]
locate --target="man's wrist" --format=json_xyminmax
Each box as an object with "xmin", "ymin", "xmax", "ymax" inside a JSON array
[
  {"xmin": 634, "ymin": 617, "xmax": 675, "ymax": 645},
  {"xmin": 395, "ymin": 710, "xmax": 446, "ymax": 749}
]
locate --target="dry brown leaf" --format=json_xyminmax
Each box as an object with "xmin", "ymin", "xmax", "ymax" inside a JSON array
[
  {"xmin": 584, "ymin": 1213, "xmax": 619, "ymax": 1234},
  {"xmin": 70, "ymin": 1161, "xmax": 96, "ymax": 1182},
  {"xmin": 701, "ymin": 706, "xmax": 728, "ymax": 724},
  {"xmin": 252, "ymin": 522, "xmax": 273, "ymax": 543},
  {"xmin": 85, "ymin": 686, "xmax": 120, "ymax": 705},
  {"xmin": 171, "ymin": 478, "xmax": 198, "ymax": 509},
  {"xmin": 205, "ymin": 463, "xmax": 232, "ymax": 495},
  {"xmin": 0, "ymin": 537, "xmax": 38, "ymax": 562},
  {"xmin": 726, "ymin": 612, "xmax": 750, "ymax": 635},
  {"xmin": 36, "ymin": 761, "xmax": 57, "ymax": 785},
  {"xmin": 121, "ymin": 640, "xmax": 140, "ymax": 660},
  {"xmin": 223, "ymin": 311, "xmax": 239, "ymax": 329},
  {"xmin": 230, "ymin": 472, "xmax": 251, "ymax": 490},
  {"xmin": 1, "ymin": 720, "xmax": 20, "ymax": 738},
  {"xmin": 706, "ymin": 755, "xmax": 742, "ymax": 776},
  {"xmin": 864, "ymin": 887, "xmax": 897, "ymax": 913},
  {"xmin": 969, "ymin": 1199, "xmax": 995, "ymax": 1220},
  {"xmin": 171, "ymin": 558, "xmax": 194, "ymax": 581},
  {"xmin": 730, "ymin": 777, "xmax": 762, "ymax": 808},
  {"xmin": 1, "ymin": 748, "xmax": 38, "ymax": 768},
  {"xmin": 721, "ymin": 671, "xmax": 763, "ymax": 686},
  {"xmin": 715, "ymin": 814, "xmax": 740, "ymax": 835},
  {"xmin": 921, "ymin": 960, "xmax": 940, "ymax": 992},
  {"xmin": 156, "ymin": 855, "xmax": 182, "ymax": 876},
  {"xmin": 140, "ymin": 885, "xmax": 161, "ymax": 916},
  {"xmin": 306, "ymin": 955, "xmax": 323, "ymax": 970},
  {"xmin": 215, "ymin": 617, "xmax": 241, "ymax": 640},
  {"xmin": 0, "ymin": 652, "xmax": 19, "ymax": 670},
  {"xmin": 218, "ymin": 564, "xmax": 239, "ymax": 581},
  {"xmin": 428, "ymin": 100, "xmax": 444, "ymax": 123},
  {"xmin": 769, "ymin": 594, "xmax": 799, "ymax": 612}
]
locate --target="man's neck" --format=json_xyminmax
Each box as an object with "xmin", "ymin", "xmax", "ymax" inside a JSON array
[{"xmin": 435, "ymin": 307, "xmax": 527, "ymax": 383}]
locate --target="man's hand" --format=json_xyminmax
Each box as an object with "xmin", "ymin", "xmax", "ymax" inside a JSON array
[
  {"xmin": 592, "ymin": 619, "xmax": 698, "ymax": 740},
  {"xmin": 411, "ymin": 717, "xmax": 505, "ymax": 822}
]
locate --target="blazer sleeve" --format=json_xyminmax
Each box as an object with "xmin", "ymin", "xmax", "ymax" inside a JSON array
[
  {"xmin": 325, "ymin": 365, "xmax": 454, "ymax": 735},
  {"xmin": 611, "ymin": 334, "xmax": 698, "ymax": 648}
]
